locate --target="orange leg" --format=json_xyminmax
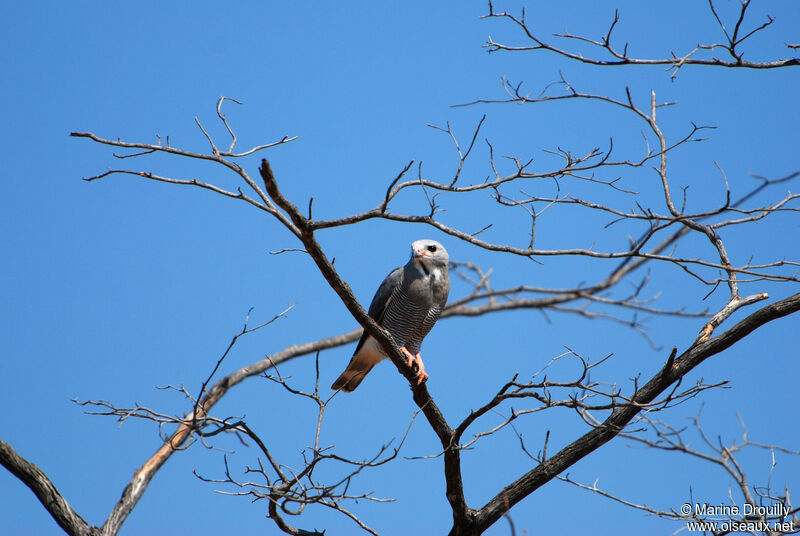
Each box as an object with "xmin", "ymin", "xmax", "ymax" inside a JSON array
[
  {"xmin": 400, "ymin": 347, "xmax": 415, "ymax": 368},
  {"xmin": 400, "ymin": 347, "xmax": 429, "ymax": 384},
  {"xmin": 413, "ymin": 352, "xmax": 428, "ymax": 384}
]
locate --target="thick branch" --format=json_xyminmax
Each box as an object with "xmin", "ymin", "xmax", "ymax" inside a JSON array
[
  {"xmin": 0, "ymin": 440, "xmax": 94, "ymax": 536},
  {"xmin": 469, "ymin": 292, "xmax": 800, "ymax": 534}
]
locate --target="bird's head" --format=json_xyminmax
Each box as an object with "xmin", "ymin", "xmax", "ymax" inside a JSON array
[{"xmin": 410, "ymin": 239, "xmax": 449, "ymax": 271}]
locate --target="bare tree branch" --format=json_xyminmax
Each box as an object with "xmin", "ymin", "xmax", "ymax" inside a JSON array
[
  {"xmin": 469, "ymin": 292, "xmax": 800, "ymax": 534},
  {"xmin": 482, "ymin": 1, "xmax": 799, "ymax": 78},
  {"xmin": 5, "ymin": 5, "xmax": 798, "ymax": 532},
  {"xmin": 552, "ymin": 411, "xmax": 800, "ymax": 533},
  {"xmin": 0, "ymin": 440, "xmax": 95, "ymax": 536}
]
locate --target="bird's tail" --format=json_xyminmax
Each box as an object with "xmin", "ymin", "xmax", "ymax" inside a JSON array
[{"xmin": 331, "ymin": 360, "xmax": 374, "ymax": 392}]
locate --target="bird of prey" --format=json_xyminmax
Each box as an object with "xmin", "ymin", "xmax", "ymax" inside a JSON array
[{"xmin": 331, "ymin": 239, "xmax": 450, "ymax": 392}]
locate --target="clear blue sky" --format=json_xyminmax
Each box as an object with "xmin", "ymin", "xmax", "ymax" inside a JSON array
[{"xmin": 1, "ymin": 2, "xmax": 798, "ymax": 535}]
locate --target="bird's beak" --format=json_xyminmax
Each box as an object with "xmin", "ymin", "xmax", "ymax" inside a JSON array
[{"xmin": 413, "ymin": 248, "xmax": 428, "ymax": 259}]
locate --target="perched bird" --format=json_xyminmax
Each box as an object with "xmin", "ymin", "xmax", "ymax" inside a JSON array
[{"xmin": 331, "ymin": 239, "xmax": 450, "ymax": 392}]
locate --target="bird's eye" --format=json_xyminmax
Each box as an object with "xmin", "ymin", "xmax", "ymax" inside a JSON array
[{"xmin": 427, "ymin": 245, "xmax": 437, "ymax": 252}]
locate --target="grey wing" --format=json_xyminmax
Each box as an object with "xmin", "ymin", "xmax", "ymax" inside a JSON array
[{"xmin": 352, "ymin": 267, "xmax": 403, "ymax": 355}]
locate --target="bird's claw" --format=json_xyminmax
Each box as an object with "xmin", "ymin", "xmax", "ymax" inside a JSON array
[
  {"xmin": 400, "ymin": 347, "xmax": 428, "ymax": 385},
  {"xmin": 412, "ymin": 352, "xmax": 427, "ymax": 384},
  {"xmin": 415, "ymin": 369, "xmax": 429, "ymax": 385},
  {"xmin": 400, "ymin": 347, "xmax": 415, "ymax": 368}
]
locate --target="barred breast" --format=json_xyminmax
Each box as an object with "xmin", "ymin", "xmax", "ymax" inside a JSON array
[{"xmin": 383, "ymin": 286, "xmax": 442, "ymax": 354}]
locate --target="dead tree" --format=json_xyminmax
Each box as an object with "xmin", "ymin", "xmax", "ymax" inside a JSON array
[{"xmin": 1, "ymin": 2, "xmax": 798, "ymax": 535}]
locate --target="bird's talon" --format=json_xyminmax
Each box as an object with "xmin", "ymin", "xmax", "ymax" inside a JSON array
[
  {"xmin": 411, "ymin": 353, "xmax": 427, "ymax": 385},
  {"xmin": 400, "ymin": 347, "xmax": 417, "ymax": 368}
]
